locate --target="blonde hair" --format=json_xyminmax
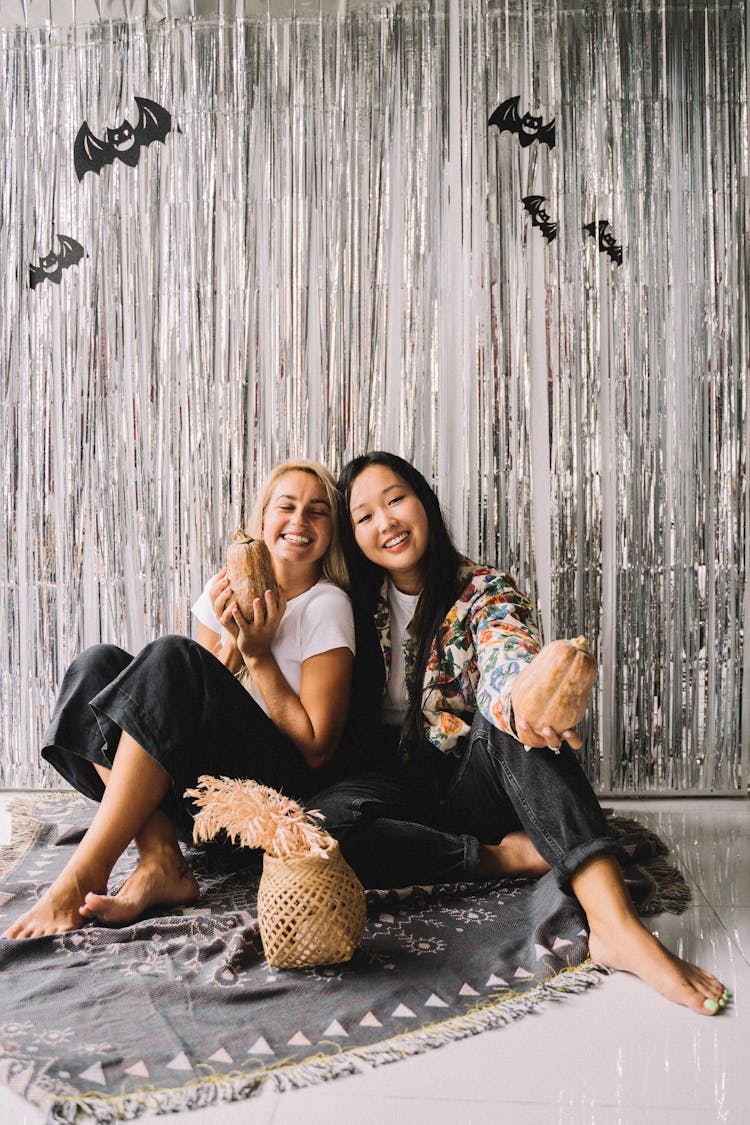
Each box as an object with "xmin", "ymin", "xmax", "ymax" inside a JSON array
[{"xmin": 247, "ymin": 459, "xmax": 349, "ymax": 591}]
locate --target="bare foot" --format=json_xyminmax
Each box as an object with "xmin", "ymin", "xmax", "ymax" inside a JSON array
[
  {"xmin": 2, "ymin": 864, "xmax": 107, "ymax": 940},
  {"xmin": 79, "ymin": 850, "xmax": 199, "ymax": 925},
  {"xmin": 479, "ymin": 830, "xmax": 551, "ymax": 879},
  {"xmin": 588, "ymin": 917, "xmax": 729, "ymax": 1015}
]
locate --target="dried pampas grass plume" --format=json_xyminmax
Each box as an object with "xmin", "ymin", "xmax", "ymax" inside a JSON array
[{"xmin": 185, "ymin": 775, "xmax": 334, "ymax": 860}]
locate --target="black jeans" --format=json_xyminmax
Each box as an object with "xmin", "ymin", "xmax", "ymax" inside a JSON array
[
  {"xmin": 42, "ymin": 638, "xmax": 317, "ymax": 841},
  {"xmin": 312, "ymin": 714, "xmax": 624, "ymax": 889}
]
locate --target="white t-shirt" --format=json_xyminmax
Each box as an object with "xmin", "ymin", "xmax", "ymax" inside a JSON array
[
  {"xmin": 381, "ymin": 580, "xmax": 420, "ymax": 726},
  {"xmin": 191, "ymin": 576, "xmax": 355, "ymax": 716}
]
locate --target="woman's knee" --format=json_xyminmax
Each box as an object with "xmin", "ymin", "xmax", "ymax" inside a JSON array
[
  {"xmin": 64, "ymin": 643, "xmax": 132, "ymax": 693},
  {"xmin": 310, "ymin": 774, "xmax": 421, "ymax": 836},
  {"xmin": 141, "ymin": 634, "xmax": 195, "ymax": 659},
  {"xmin": 309, "ymin": 785, "xmax": 362, "ymax": 834},
  {"xmin": 135, "ymin": 635, "xmax": 207, "ymax": 677}
]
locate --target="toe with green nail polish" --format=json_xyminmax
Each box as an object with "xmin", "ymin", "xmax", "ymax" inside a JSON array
[{"xmin": 703, "ymin": 998, "xmax": 719, "ymax": 1013}]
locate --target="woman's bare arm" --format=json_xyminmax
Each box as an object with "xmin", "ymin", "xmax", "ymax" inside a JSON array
[
  {"xmin": 244, "ymin": 645, "xmax": 353, "ymax": 770},
  {"xmin": 203, "ymin": 572, "xmax": 353, "ymax": 768},
  {"xmin": 195, "ymin": 621, "xmax": 243, "ymax": 674}
]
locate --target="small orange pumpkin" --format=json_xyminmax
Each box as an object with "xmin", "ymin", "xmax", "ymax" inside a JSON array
[
  {"xmin": 226, "ymin": 529, "xmax": 278, "ymax": 619},
  {"xmin": 512, "ymin": 636, "xmax": 597, "ymax": 733}
]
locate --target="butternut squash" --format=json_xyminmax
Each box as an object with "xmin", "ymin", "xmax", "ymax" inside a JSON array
[
  {"xmin": 226, "ymin": 529, "xmax": 278, "ymax": 619},
  {"xmin": 513, "ymin": 636, "xmax": 597, "ymax": 733}
]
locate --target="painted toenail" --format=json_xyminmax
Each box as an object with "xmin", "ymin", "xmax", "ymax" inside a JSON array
[
  {"xmin": 703, "ymin": 998, "xmax": 719, "ymax": 1013},
  {"xmin": 722, "ymin": 988, "xmax": 730, "ymax": 1000},
  {"xmin": 718, "ymin": 997, "xmax": 726, "ymax": 1008}
]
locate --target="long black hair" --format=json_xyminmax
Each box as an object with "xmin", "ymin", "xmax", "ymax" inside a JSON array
[{"xmin": 337, "ymin": 452, "xmax": 462, "ymax": 755}]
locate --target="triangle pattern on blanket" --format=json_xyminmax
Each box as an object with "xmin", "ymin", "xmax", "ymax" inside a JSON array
[
  {"xmin": 124, "ymin": 1060, "xmax": 150, "ymax": 1078},
  {"xmin": 359, "ymin": 1011, "xmax": 382, "ymax": 1027},
  {"xmin": 552, "ymin": 937, "xmax": 573, "ymax": 950},
  {"xmin": 208, "ymin": 1048, "xmax": 233, "ymax": 1063},
  {"xmin": 425, "ymin": 993, "xmax": 449, "ymax": 1007},
  {"xmin": 78, "ymin": 1062, "xmax": 106, "ymax": 1086},
  {"xmin": 166, "ymin": 1052, "xmax": 192, "ymax": 1071},
  {"xmin": 248, "ymin": 1037, "xmax": 274, "ymax": 1055}
]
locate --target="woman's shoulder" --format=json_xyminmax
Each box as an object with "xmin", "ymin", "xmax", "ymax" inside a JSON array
[
  {"xmin": 295, "ymin": 580, "xmax": 355, "ymax": 652},
  {"xmin": 454, "ymin": 556, "xmax": 534, "ymax": 611},
  {"xmin": 295, "ymin": 579, "xmax": 353, "ymax": 615},
  {"xmin": 457, "ymin": 556, "xmax": 516, "ymax": 590}
]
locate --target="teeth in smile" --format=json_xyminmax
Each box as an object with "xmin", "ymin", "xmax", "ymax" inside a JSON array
[
  {"xmin": 385, "ymin": 532, "xmax": 408, "ymax": 548},
  {"xmin": 283, "ymin": 534, "xmax": 312, "ymax": 545}
]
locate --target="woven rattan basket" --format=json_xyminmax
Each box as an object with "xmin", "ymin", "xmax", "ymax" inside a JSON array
[
  {"xmin": 257, "ymin": 840, "xmax": 367, "ymax": 969},
  {"xmin": 187, "ymin": 775, "xmax": 368, "ymax": 969}
]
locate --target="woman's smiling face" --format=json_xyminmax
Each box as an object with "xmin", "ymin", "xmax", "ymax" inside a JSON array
[
  {"xmin": 262, "ymin": 470, "xmax": 333, "ymax": 574},
  {"xmin": 348, "ymin": 463, "xmax": 430, "ymax": 593}
]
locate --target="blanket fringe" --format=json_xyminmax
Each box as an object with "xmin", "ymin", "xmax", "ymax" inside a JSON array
[
  {"xmin": 271, "ymin": 961, "xmax": 607, "ymax": 1090},
  {"xmin": 42, "ymin": 960, "xmax": 607, "ymax": 1123},
  {"xmin": 631, "ymin": 857, "xmax": 692, "ymax": 916},
  {"xmin": 0, "ymin": 792, "xmax": 86, "ymax": 883},
  {"xmin": 605, "ymin": 811, "xmax": 691, "ymax": 915},
  {"xmin": 0, "ymin": 796, "xmax": 64, "ymax": 882},
  {"xmin": 605, "ymin": 813, "xmax": 669, "ymax": 856},
  {"xmin": 46, "ymin": 1069, "xmax": 268, "ymax": 1123}
]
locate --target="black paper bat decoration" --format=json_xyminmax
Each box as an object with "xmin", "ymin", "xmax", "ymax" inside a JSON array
[
  {"xmin": 74, "ymin": 96, "xmax": 173, "ymax": 181},
  {"xmin": 488, "ymin": 95, "xmax": 555, "ymax": 149},
  {"xmin": 584, "ymin": 219, "xmax": 623, "ymax": 265},
  {"xmin": 521, "ymin": 195, "xmax": 558, "ymax": 242},
  {"xmin": 29, "ymin": 235, "xmax": 86, "ymax": 289}
]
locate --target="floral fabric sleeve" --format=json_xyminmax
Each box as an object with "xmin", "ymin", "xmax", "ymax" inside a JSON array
[
  {"xmin": 470, "ymin": 570, "xmax": 542, "ymax": 736},
  {"xmin": 420, "ymin": 559, "xmax": 542, "ymax": 754}
]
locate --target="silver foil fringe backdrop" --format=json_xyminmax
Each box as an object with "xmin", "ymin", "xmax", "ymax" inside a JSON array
[{"xmin": 0, "ymin": 0, "xmax": 747, "ymax": 793}]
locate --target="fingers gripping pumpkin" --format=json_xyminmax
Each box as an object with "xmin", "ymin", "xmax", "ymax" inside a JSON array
[
  {"xmin": 512, "ymin": 636, "xmax": 597, "ymax": 734},
  {"xmin": 226, "ymin": 529, "xmax": 278, "ymax": 619}
]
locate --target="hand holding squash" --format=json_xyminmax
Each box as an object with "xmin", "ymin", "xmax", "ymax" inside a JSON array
[
  {"xmin": 510, "ymin": 637, "xmax": 597, "ymax": 751},
  {"xmin": 226, "ymin": 530, "xmax": 279, "ymax": 619},
  {"xmin": 232, "ymin": 582, "xmax": 288, "ymax": 662},
  {"xmin": 222, "ymin": 530, "xmax": 286, "ymax": 660}
]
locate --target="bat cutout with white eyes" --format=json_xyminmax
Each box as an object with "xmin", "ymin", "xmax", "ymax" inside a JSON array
[
  {"xmin": 521, "ymin": 195, "xmax": 558, "ymax": 242},
  {"xmin": 489, "ymin": 95, "xmax": 556, "ymax": 149},
  {"xmin": 29, "ymin": 235, "xmax": 86, "ymax": 289},
  {"xmin": 74, "ymin": 96, "xmax": 174, "ymax": 182},
  {"xmin": 584, "ymin": 219, "xmax": 623, "ymax": 265}
]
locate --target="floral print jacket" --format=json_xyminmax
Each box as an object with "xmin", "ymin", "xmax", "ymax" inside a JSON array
[{"xmin": 373, "ymin": 557, "xmax": 543, "ymax": 756}]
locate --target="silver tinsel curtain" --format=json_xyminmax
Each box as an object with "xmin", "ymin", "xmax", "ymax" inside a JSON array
[{"xmin": 0, "ymin": 0, "xmax": 747, "ymax": 793}]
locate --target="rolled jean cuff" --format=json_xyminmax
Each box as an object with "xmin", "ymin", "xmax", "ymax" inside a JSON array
[
  {"xmin": 462, "ymin": 833, "xmax": 482, "ymax": 881},
  {"xmin": 554, "ymin": 835, "xmax": 627, "ymax": 890}
]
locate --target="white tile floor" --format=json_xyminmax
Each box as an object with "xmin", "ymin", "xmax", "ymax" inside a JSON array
[{"xmin": 1, "ymin": 795, "xmax": 748, "ymax": 1125}]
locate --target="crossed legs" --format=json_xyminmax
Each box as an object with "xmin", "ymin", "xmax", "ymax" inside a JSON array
[{"xmin": 2, "ymin": 732, "xmax": 198, "ymax": 939}]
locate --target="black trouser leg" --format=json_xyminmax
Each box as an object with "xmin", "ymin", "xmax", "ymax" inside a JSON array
[{"xmin": 445, "ymin": 715, "xmax": 625, "ymax": 888}]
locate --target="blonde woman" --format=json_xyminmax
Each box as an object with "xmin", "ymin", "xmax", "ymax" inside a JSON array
[{"xmin": 4, "ymin": 460, "xmax": 355, "ymax": 940}]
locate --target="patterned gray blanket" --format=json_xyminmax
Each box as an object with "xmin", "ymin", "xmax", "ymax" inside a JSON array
[{"xmin": 0, "ymin": 794, "xmax": 688, "ymax": 1123}]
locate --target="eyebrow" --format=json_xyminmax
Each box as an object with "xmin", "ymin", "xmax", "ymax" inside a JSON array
[
  {"xmin": 350, "ymin": 484, "xmax": 404, "ymax": 515},
  {"xmin": 277, "ymin": 493, "xmax": 330, "ymax": 508}
]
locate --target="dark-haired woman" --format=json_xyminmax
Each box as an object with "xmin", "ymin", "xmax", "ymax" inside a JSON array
[{"xmin": 312, "ymin": 451, "xmax": 728, "ymax": 1016}]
